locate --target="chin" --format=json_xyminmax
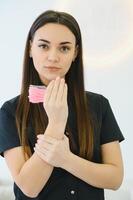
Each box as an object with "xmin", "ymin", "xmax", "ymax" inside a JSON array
[
  {"xmin": 49, "ymin": 74, "xmax": 65, "ymax": 80},
  {"xmin": 41, "ymin": 73, "xmax": 65, "ymax": 84}
]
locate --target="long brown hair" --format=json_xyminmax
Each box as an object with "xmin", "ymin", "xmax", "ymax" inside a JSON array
[{"xmin": 16, "ymin": 10, "xmax": 94, "ymax": 160}]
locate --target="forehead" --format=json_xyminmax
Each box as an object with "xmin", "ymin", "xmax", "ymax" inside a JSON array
[{"xmin": 33, "ymin": 23, "xmax": 76, "ymax": 44}]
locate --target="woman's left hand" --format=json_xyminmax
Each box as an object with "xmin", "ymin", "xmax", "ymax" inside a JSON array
[{"xmin": 34, "ymin": 134, "xmax": 71, "ymax": 168}]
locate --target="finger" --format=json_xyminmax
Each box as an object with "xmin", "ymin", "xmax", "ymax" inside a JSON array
[
  {"xmin": 63, "ymin": 135, "xmax": 70, "ymax": 146},
  {"xmin": 37, "ymin": 139, "xmax": 54, "ymax": 150},
  {"xmin": 37, "ymin": 134, "xmax": 58, "ymax": 144},
  {"xmin": 44, "ymin": 80, "xmax": 55, "ymax": 104},
  {"xmin": 64, "ymin": 134, "xmax": 69, "ymax": 140},
  {"xmin": 34, "ymin": 147, "xmax": 48, "ymax": 161},
  {"xmin": 35, "ymin": 147, "xmax": 46, "ymax": 157},
  {"xmin": 62, "ymin": 83, "xmax": 68, "ymax": 103},
  {"xmin": 35, "ymin": 148, "xmax": 53, "ymax": 166},
  {"xmin": 37, "ymin": 137, "xmax": 53, "ymax": 145},
  {"xmin": 56, "ymin": 78, "xmax": 65, "ymax": 102},
  {"xmin": 37, "ymin": 134, "xmax": 44, "ymax": 139},
  {"xmin": 37, "ymin": 135, "xmax": 49, "ymax": 143},
  {"xmin": 35, "ymin": 143, "xmax": 49, "ymax": 153},
  {"xmin": 49, "ymin": 76, "xmax": 61, "ymax": 102}
]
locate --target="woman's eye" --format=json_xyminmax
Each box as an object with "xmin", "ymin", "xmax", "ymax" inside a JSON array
[
  {"xmin": 60, "ymin": 46, "xmax": 70, "ymax": 53},
  {"xmin": 38, "ymin": 44, "xmax": 49, "ymax": 49}
]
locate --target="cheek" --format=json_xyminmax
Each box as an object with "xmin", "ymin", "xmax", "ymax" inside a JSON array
[
  {"xmin": 64, "ymin": 56, "xmax": 72, "ymax": 70},
  {"xmin": 63, "ymin": 54, "xmax": 73, "ymax": 68},
  {"xmin": 32, "ymin": 53, "xmax": 45, "ymax": 70}
]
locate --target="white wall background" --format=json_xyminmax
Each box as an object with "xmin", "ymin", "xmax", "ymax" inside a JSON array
[{"xmin": 0, "ymin": 0, "xmax": 133, "ymax": 198}]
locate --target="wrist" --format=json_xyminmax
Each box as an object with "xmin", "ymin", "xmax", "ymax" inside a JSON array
[
  {"xmin": 48, "ymin": 122, "xmax": 66, "ymax": 133},
  {"xmin": 48, "ymin": 121, "xmax": 66, "ymax": 130},
  {"xmin": 44, "ymin": 123, "xmax": 65, "ymax": 140}
]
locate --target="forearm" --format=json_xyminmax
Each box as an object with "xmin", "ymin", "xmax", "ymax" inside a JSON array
[
  {"xmin": 16, "ymin": 152, "xmax": 53, "ymax": 198},
  {"xmin": 16, "ymin": 124, "xmax": 65, "ymax": 198},
  {"xmin": 62, "ymin": 153, "xmax": 123, "ymax": 190}
]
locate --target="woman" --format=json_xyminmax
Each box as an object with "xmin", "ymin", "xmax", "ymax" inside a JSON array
[{"xmin": 0, "ymin": 10, "xmax": 124, "ymax": 200}]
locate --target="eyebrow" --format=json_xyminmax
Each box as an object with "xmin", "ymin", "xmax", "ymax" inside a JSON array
[{"xmin": 38, "ymin": 39, "xmax": 72, "ymax": 45}]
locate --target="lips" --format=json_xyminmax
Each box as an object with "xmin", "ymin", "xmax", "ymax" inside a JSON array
[{"xmin": 45, "ymin": 66, "xmax": 61, "ymax": 69}]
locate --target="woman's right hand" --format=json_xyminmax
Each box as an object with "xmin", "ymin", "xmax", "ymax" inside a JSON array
[{"xmin": 43, "ymin": 76, "xmax": 68, "ymax": 133}]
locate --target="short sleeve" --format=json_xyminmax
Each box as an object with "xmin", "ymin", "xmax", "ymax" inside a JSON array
[
  {"xmin": 100, "ymin": 96, "xmax": 125, "ymax": 145},
  {"xmin": 0, "ymin": 102, "xmax": 20, "ymax": 156}
]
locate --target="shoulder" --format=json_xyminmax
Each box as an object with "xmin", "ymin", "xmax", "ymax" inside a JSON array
[
  {"xmin": 0, "ymin": 96, "xmax": 21, "ymax": 156},
  {"xmin": 85, "ymin": 90, "xmax": 108, "ymax": 100},
  {"xmin": 0, "ymin": 95, "xmax": 20, "ymax": 117},
  {"xmin": 85, "ymin": 91, "xmax": 109, "ymax": 108},
  {"xmin": 85, "ymin": 91, "xmax": 112, "ymax": 120}
]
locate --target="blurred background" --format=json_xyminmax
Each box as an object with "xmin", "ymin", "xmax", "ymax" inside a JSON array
[{"xmin": 0, "ymin": 0, "xmax": 133, "ymax": 199}]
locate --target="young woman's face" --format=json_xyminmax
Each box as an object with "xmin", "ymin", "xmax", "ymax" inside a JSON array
[{"xmin": 30, "ymin": 23, "xmax": 78, "ymax": 85}]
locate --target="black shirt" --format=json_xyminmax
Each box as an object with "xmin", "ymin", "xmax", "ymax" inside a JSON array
[{"xmin": 0, "ymin": 91, "xmax": 125, "ymax": 200}]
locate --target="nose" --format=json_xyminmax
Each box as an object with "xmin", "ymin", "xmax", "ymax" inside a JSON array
[{"xmin": 47, "ymin": 49, "xmax": 59, "ymax": 63}]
